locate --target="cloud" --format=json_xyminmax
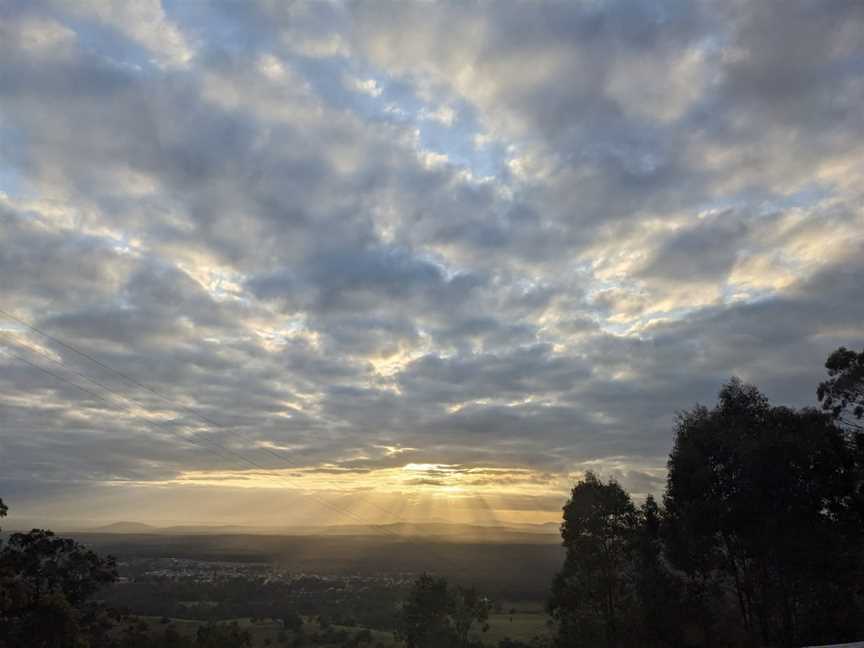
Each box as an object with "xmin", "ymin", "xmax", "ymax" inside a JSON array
[
  {"xmin": 638, "ymin": 214, "xmax": 748, "ymax": 282},
  {"xmin": 58, "ymin": 0, "xmax": 193, "ymax": 67},
  {"xmin": 1, "ymin": 0, "xmax": 863, "ymax": 525}
]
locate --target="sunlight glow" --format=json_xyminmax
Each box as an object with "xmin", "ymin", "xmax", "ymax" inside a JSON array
[{"xmin": 146, "ymin": 461, "xmax": 570, "ymax": 525}]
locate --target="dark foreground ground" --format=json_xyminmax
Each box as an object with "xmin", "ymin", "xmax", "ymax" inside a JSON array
[{"xmin": 53, "ymin": 531, "xmax": 560, "ymax": 646}]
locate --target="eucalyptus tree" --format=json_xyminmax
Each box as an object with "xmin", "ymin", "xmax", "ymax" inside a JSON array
[{"xmin": 664, "ymin": 379, "xmax": 864, "ymax": 646}]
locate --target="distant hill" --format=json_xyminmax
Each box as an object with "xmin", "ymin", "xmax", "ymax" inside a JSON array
[
  {"xmin": 314, "ymin": 521, "xmax": 558, "ymax": 541},
  {"xmin": 92, "ymin": 521, "xmax": 159, "ymax": 533},
  {"xmin": 81, "ymin": 520, "xmax": 560, "ymax": 542},
  {"xmin": 89, "ymin": 522, "xmax": 246, "ymax": 535}
]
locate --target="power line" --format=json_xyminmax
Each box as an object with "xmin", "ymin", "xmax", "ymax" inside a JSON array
[
  {"xmin": 0, "ymin": 321, "xmax": 420, "ymax": 526},
  {"xmin": 1, "ymin": 336, "xmax": 478, "ymax": 573},
  {"xmin": 0, "ymin": 308, "xmax": 231, "ymax": 432},
  {"xmin": 0, "ymin": 311, "xmax": 442, "ymax": 527},
  {"xmin": 3, "ymin": 350, "xmax": 396, "ymax": 529},
  {"xmin": 3, "ymin": 350, "xmax": 254, "ymax": 468}
]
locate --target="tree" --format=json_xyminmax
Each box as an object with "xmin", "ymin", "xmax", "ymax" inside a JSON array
[
  {"xmin": 818, "ymin": 346, "xmax": 864, "ymax": 430},
  {"xmin": 0, "ymin": 497, "xmax": 6, "ymax": 555},
  {"xmin": 281, "ymin": 609, "xmax": 303, "ymax": 633},
  {"xmin": 1, "ymin": 529, "xmax": 117, "ymax": 606},
  {"xmin": 631, "ymin": 496, "xmax": 686, "ymax": 648},
  {"xmin": 497, "ymin": 640, "xmax": 551, "ymax": 648},
  {"xmin": 395, "ymin": 574, "xmax": 489, "ymax": 648},
  {"xmin": 196, "ymin": 622, "xmax": 252, "ymax": 648},
  {"xmin": 548, "ymin": 472, "xmax": 639, "ymax": 648},
  {"xmin": 0, "ymin": 499, "xmax": 119, "ymax": 648},
  {"xmin": 162, "ymin": 624, "xmax": 194, "ymax": 648},
  {"xmin": 449, "ymin": 585, "xmax": 490, "ymax": 647},
  {"xmin": 395, "ymin": 574, "xmax": 454, "ymax": 648},
  {"xmin": 121, "ymin": 619, "xmax": 155, "ymax": 648},
  {"xmin": 664, "ymin": 379, "xmax": 864, "ymax": 646},
  {"xmin": 547, "ymin": 371, "xmax": 864, "ymax": 648}
]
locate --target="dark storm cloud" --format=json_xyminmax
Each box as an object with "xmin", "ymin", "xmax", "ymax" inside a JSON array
[{"xmin": 1, "ymin": 0, "xmax": 863, "ymax": 520}]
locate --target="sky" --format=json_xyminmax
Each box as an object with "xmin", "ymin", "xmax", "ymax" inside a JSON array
[{"xmin": 1, "ymin": 0, "xmax": 863, "ymax": 529}]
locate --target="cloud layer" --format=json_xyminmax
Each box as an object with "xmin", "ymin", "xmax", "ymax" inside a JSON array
[{"xmin": 1, "ymin": 0, "xmax": 862, "ymax": 525}]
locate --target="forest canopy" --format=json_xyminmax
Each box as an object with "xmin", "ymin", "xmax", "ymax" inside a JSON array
[{"xmin": 550, "ymin": 352, "xmax": 864, "ymax": 648}]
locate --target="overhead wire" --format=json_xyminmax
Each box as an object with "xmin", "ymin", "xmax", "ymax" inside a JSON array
[
  {"xmin": 0, "ymin": 324, "xmax": 422, "ymax": 529},
  {"xmin": 0, "ymin": 308, "xmax": 452, "ymax": 527},
  {"xmin": 0, "ymin": 317, "xmax": 488, "ymax": 574}
]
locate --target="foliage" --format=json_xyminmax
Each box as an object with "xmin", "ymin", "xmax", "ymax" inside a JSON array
[
  {"xmin": 547, "ymin": 475, "xmax": 687, "ymax": 647},
  {"xmin": 548, "ymin": 472, "xmax": 639, "ymax": 648},
  {"xmin": 449, "ymin": 585, "xmax": 490, "ymax": 647},
  {"xmin": 631, "ymin": 496, "xmax": 688, "ymax": 648},
  {"xmin": 395, "ymin": 574, "xmax": 453, "ymax": 648},
  {"xmin": 196, "ymin": 621, "xmax": 253, "ymax": 647},
  {"xmin": 664, "ymin": 378, "xmax": 864, "ymax": 645},
  {"xmin": 282, "ymin": 609, "xmax": 303, "ymax": 633},
  {"xmin": 818, "ymin": 346, "xmax": 864, "ymax": 430},
  {"xmin": 395, "ymin": 574, "xmax": 490, "ymax": 648},
  {"xmin": 550, "ymin": 364, "xmax": 864, "ymax": 648},
  {"xmin": 0, "ymin": 503, "xmax": 119, "ymax": 648},
  {"xmin": 353, "ymin": 627, "xmax": 374, "ymax": 644},
  {"xmin": 2, "ymin": 528, "xmax": 118, "ymax": 606},
  {"xmin": 497, "ymin": 639, "xmax": 551, "ymax": 648}
]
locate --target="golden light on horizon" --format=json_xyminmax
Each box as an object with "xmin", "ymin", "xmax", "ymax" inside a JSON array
[
  {"xmin": 167, "ymin": 463, "xmax": 557, "ymax": 494},
  {"xmin": 110, "ymin": 461, "xmax": 571, "ymax": 526}
]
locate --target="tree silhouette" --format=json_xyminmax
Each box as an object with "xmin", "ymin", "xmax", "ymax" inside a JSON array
[
  {"xmin": 395, "ymin": 574, "xmax": 454, "ymax": 648},
  {"xmin": 548, "ymin": 472, "xmax": 639, "ymax": 648},
  {"xmin": 665, "ymin": 378, "xmax": 864, "ymax": 645},
  {"xmin": 2, "ymin": 529, "xmax": 117, "ymax": 606},
  {"xmin": 0, "ymin": 499, "xmax": 119, "ymax": 648},
  {"xmin": 632, "ymin": 496, "xmax": 687, "ymax": 648},
  {"xmin": 818, "ymin": 346, "xmax": 864, "ymax": 430},
  {"xmin": 450, "ymin": 585, "xmax": 490, "ymax": 647},
  {"xmin": 395, "ymin": 574, "xmax": 489, "ymax": 648},
  {"xmin": 280, "ymin": 609, "xmax": 303, "ymax": 633},
  {"xmin": 353, "ymin": 627, "xmax": 374, "ymax": 645},
  {"xmin": 550, "ymin": 371, "xmax": 864, "ymax": 647}
]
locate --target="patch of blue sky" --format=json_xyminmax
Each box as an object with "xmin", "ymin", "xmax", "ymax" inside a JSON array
[
  {"xmin": 616, "ymin": 304, "xmax": 707, "ymax": 337},
  {"xmin": 287, "ymin": 53, "xmax": 358, "ymax": 110},
  {"xmin": 164, "ymin": 1, "xmax": 514, "ymax": 192},
  {"xmin": 767, "ymin": 185, "xmax": 833, "ymax": 212},
  {"xmin": 0, "ymin": 165, "xmax": 22, "ymax": 200},
  {"xmin": 291, "ymin": 53, "xmax": 512, "ymax": 183},
  {"xmin": 417, "ymin": 103, "xmax": 511, "ymax": 181},
  {"xmin": 0, "ymin": 125, "xmax": 26, "ymax": 199},
  {"xmin": 720, "ymin": 283, "xmax": 779, "ymax": 304},
  {"xmin": 697, "ymin": 183, "xmax": 833, "ymax": 221},
  {"xmin": 162, "ymin": 0, "xmax": 514, "ymax": 187},
  {"xmin": 54, "ymin": 15, "xmax": 158, "ymax": 73},
  {"xmin": 165, "ymin": 0, "xmax": 281, "ymax": 59}
]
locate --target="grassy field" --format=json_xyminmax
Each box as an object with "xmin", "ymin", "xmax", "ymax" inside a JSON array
[
  {"xmin": 139, "ymin": 616, "xmax": 398, "ymax": 646},
  {"xmin": 136, "ymin": 611, "xmax": 551, "ymax": 647},
  {"xmin": 473, "ymin": 612, "xmax": 550, "ymax": 645}
]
